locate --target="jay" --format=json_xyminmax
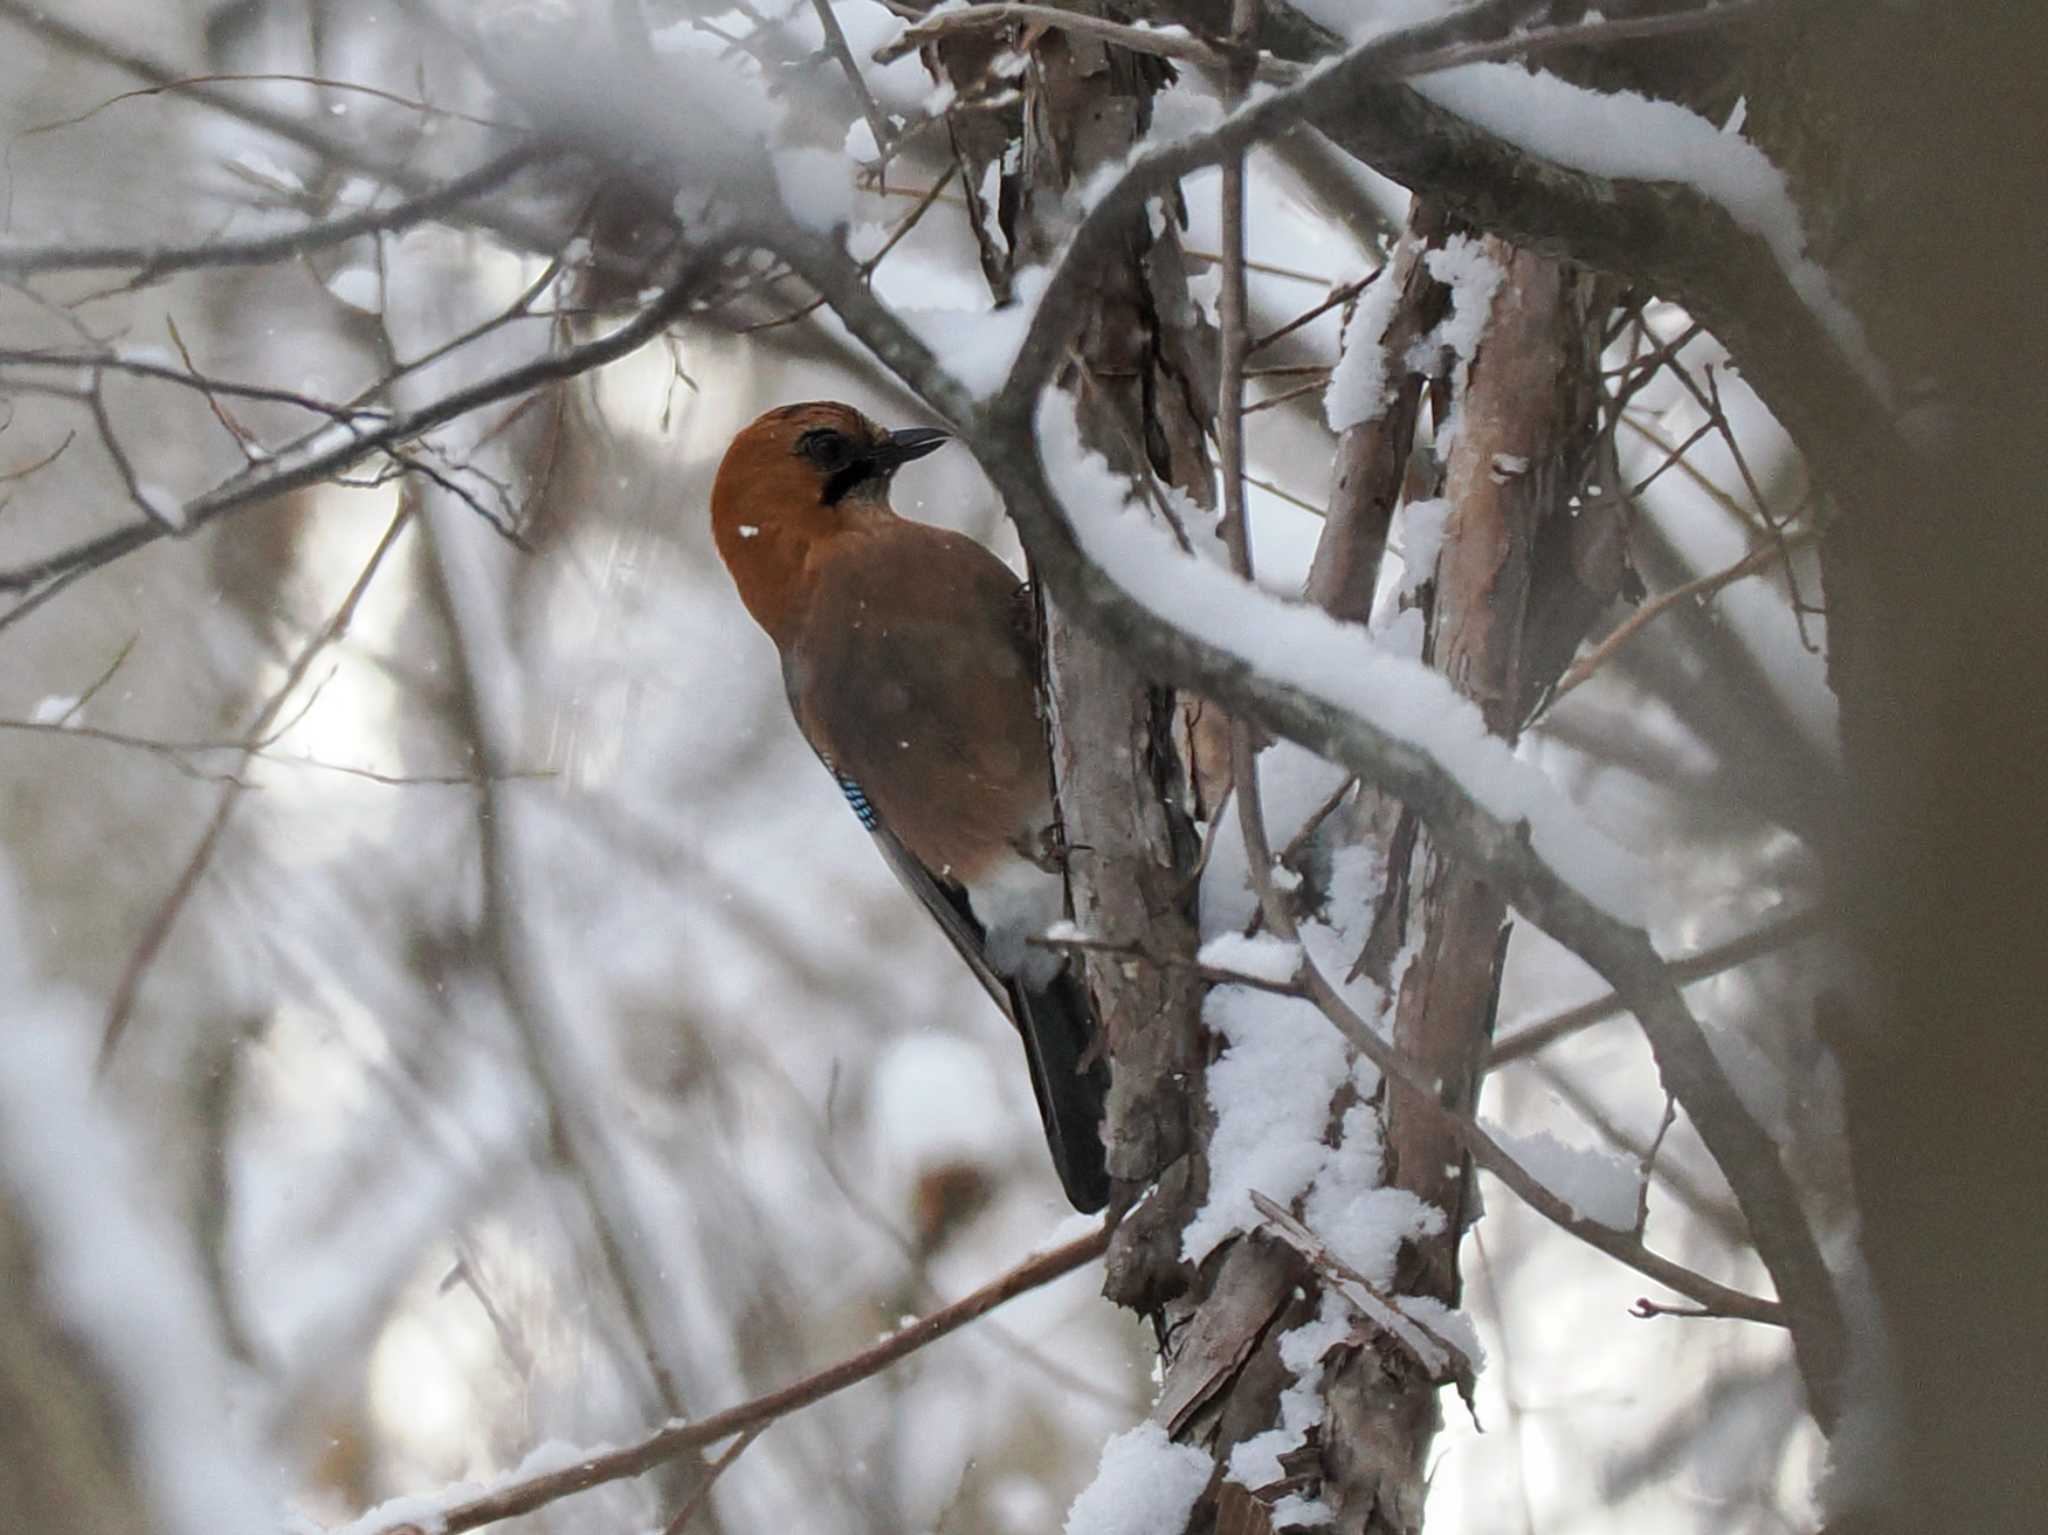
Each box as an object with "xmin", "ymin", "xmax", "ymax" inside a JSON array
[{"xmin": 709, "ymin": 402, "xmax": 1110, "ymax": 1212}]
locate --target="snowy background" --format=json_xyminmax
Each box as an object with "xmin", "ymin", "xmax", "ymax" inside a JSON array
[{"xmin": 0, "ymin": 3, "xmax": 1842, "ymax": 1532}]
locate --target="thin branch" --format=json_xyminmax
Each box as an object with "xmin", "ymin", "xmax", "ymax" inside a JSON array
[
  {"xmin": 810, "ymin": 0, "xmax": 894, "ymax": 163},
  {"xmin": 83, "ymin": 375, "xmax": 166, "ymax": 527},
  {"xmin": 17, "ymin": 69, "xmax": 521, "ymax": 137},
  {"xmin": 164, "ymin": 315, "xmax": 261, "ymax": 460},
  {"xmin": 1250, "ymin": 271, "xmax": 1375, "ymax": 354},
  {"xmin": 1551, "ymin": 520, "xmax": 1821, "ymax": 699},
  {"xmin": 95, "ymin": 499, "xmax": 418, "ymax": 1071},
  {"xmin": 0, "ymin": 2, "xmax": 576, "ymax": 263},
  {"xmin": 1286, "ymin": 957, "xmax": 1785, "ymax": 1327},
  {"xmin": 659, "ymin": 1428, "xmax": 763, "ymax": 1535},
  {"xmin": 1635, "ymin": 1091, "xmax": 1680, "ymax": 1236},
  {"xmin": 0, "ymin": 245, "xmax": 732, "ymax": 623},
  {"xmin": 383, "ymin": 1225, "xmax": 1111, "ymax": 1535},
  {"xmin": 0, "ymin": 716, "xmax": 543, "ymax": 787},
  {"xmin": 0, "ymin": 428, "xmax": 76, "ymax": 483},
  {"xmin": 739, "ymin": 166, "xmax": 956, "ymax": 335},
  {"xmin": 2, "ymin": 349, "xmax": 385, "ymax": 425},
  {"xmin": 876, "ymin": 2, "xmax": 1294, "ymax": 80},
  {"xmin": 53, "ymin": 633, "xmax": 135, "ymax": 725},
  {"xmin": 1216, "ymin": 0, "xmax": 1297, "ymax": 955},
  {"xmin": 0, "ymin": 145, "xmax": 550, "ymax": 279},
  {"xmin": 1487, "ymin": 908, "xmax": 1827, "ymax": 1066},
  {"xmin": 1242, "ymin": 375, "xmax": 1328, "ymax": 416}
]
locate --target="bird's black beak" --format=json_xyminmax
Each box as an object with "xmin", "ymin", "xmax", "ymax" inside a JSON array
[{"xmin": 876, "ymin": 425, "xmax": 951, "ymax": 469}]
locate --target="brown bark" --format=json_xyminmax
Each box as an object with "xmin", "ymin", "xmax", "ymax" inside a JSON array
[
  {"xmin": 1299, "ymin": 239, "xmax": 1615, "ymax": 1533},
  {"xmin": 1303, "ymin": 204, "xmax": 1447, "ymax": 626},
  {"xmin": 926, "ymin": 17, "xmax": 1219, "ymax": 1314}
]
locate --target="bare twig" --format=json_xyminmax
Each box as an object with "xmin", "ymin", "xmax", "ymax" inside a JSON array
[
  {"xmin": 0, "ymin": 145, "xmax": 549, "ymax": 280},
  {"xmin": 659, "ymin": 1428, "xmax": 763, "ymax": 1535},
  {"xmin": 876, "ymin": 2, "xmax": 1292, "ymax": 79},
  {"xmin": 164, "ymin": 315, "xmax": 261, "ymax": 460},
  {"xmin": 0, "ymin": 1, "xmax": 573, "ymax": 262},
  {"xmin": 1285, "ymin": 958, "xmax": 1786, "ymax": 1327},
  {"xmin": 1253, "ymin": 1191, "xmax": 1476, "ymax": 1389},
  {"xmin": 1552, "ymin": 521, "xmax": 1821, "ymax": 699},
  {"xmin": 0, "ymin": 246, "xmax": 731, "ymax": 624},
  {"xmin": 17, "ymin": 68, "xmax": 519, "ymax": 137},
  {"xmin": 380, "ymin": 1225, "xmax": 1111, "ymax": 1535},
  {"xmin": 95, "ymin": 499, "xmax": 418, "ymax": 1071},
  {"xmin": 1487, "ymin": 908, "xmax": 1827, "ymax": 1066},
  {"xmin": 1636, "ymin": 1092, "xmax": 1680, "ymax": 1236},
  {"xmin": 1250, "ymin": 271, "xmax": 1376, "ymax": 354},
  {"xmin": 739, "ymin": 167, "xmax": 956, "ymax": 335},
  {"xmin": 1215, "ymin": 0, "xmax": 1298, "ymax": 954},
  {"xmin": 0, "ymin": 429, "xmax": 76, "ymax": 483},
  {"xmin": 0, "ymin": 715, "xmax": 542, "ymax": 787},
  {"xmin": 810, "ymin": 0, "xmax": 894, "ymax": 163}
]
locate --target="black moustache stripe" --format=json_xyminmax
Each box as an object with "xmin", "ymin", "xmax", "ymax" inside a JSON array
[{"xmin": 821, "ymin": 458, "xmax": 877, "ymax": 505}]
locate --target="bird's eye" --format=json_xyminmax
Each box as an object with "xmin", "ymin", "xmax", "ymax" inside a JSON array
[{"xmin": 798, "ymin": 428, "xmax": 855, "ymax": 471}]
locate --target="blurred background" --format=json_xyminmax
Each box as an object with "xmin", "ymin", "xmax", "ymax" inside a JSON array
[{"xmin": 0, "ymin": 3, "xmax": 1844, "ymax": 1531}]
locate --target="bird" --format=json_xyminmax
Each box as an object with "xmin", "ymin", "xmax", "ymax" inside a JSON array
[{"xmin": 709, "ymin": 401, "xmax": 1110, "ymax": 1213}]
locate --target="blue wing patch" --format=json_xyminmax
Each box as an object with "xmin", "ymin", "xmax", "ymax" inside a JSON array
[{"xmin": 836, "ymin": 773, "xmax": 879, "ymax": 831}]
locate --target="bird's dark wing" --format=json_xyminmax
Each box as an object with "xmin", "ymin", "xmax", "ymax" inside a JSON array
[
  {"xmin": 823, "ymin": 760, "xmax": 1108, "ymax": 1212},
  {"xmin": 840, "ymin": 768, "xmax": 1014, "ymax": 1022},
  {"xmin": 1011, "ymin": 970, "xmax": 1110, "ymax": 1212}
]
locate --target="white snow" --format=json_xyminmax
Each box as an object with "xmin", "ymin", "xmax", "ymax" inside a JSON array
[
  {"xmin": 114, "ymin": 343, "xmax": 179, "ymax": 370},
  {"xmin": 1183, "ymin": 980, "xmax": 1353, "ymax": 1264},
  {"xmin": 136, "ymin": 482, "xmax": 186, "ymax": 530},
  {"xmin": 772, "ymin": 147, "xmax": 858, "ymax": 234},
  {"xmin": 1197, "ymin": 931, "xmax": 1302, "ymax": 983},
  {"xmin": 844, "ymin": 116, "xmax": 880, "ymax": 163},
  {"xmin": 1414, "ymin": 63, "xmax": 1889, "ymax": 400},
  {"xmin": 1037, "ymin": 393, "xmax": 1651, "ymax": 924},
  {"xmin": 1323, "ymin": 267, "xmax": 1403, "ymax": 432},
  {"xmin": 1064, "ymin": 1421, "xmax": 1213, "ymax": 1535},
  {"xmin": 1303, "ymin": 1101, "xmax": 1444, "ymax": 1285},
  {"xmin": 1483, "ymin": 1123, "xmax": 1640, "ymax": 1229},
  {"xmin": 890, "ymin": 265, "xmax": 1051, "ymax": 399},
  {"xmin": 1413, "ymin": 236, "xmax": 1504, "ymax": 375},
  {"xmin": 326, "ymin": 266, "xmax": 382, "ymax": 312},
  {"xmin": 1396, "ymin": 496, "xmax": 1450, "ymax": 596},
  {"xmin": 1226, "ymin": 1295, "xmax": 1350, "ymax": 1494},
  {"xmin": 1412, "ymin": 235, "xmax": 1506, "ymax": 456}
]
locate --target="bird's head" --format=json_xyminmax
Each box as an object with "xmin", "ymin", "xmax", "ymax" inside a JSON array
[
  {"xmin": 716, "ymin": 401, "xmax": 950, "ymax": 515},
  {"xmin": 709, "ymin": 401, "xmax": 951, "ymax": 640}
]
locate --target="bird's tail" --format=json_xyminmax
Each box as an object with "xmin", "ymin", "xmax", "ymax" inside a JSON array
[{"xmin": 1012, "ymin": 969, "xmax": 1111, "ymax": 1213}]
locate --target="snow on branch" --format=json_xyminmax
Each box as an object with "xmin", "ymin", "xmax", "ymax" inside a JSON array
[
  {"xmin": 1062, "ymin": 1421, "xmax": 1213, "ymax": 1535},
  {"xmin": 1412, "ymin": 59, "xmax": 1888, "ymax": 399},
  {"xmin": 778, "ymin": 208, "xmax": 1849, "ymax": 1427}
]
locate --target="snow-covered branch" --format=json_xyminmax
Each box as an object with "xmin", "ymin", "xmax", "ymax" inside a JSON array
[{"xmin": 780, "ymin": 216, "xmax": 1849, "ymax": 1425}]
